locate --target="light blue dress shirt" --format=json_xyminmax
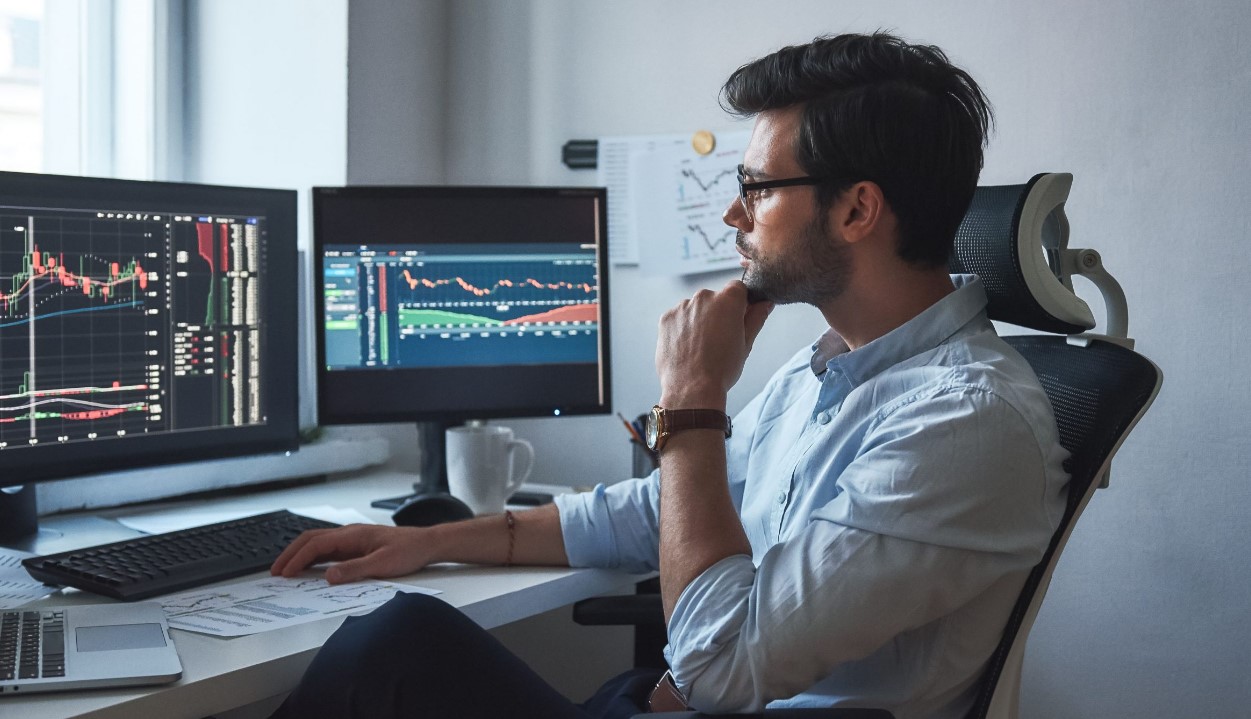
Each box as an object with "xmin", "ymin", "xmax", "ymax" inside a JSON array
[{"xmin": 555, "ymin": 275, "xmax": 1070, "ymax": 718}]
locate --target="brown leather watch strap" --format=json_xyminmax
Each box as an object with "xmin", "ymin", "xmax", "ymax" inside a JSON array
[
  {"xmin": 647, "ymin": 405, "xmax": 732, "ymax": 451},
  {"xmin": 663, "ymin": 408, "xmax": 732, "ymax": 436}
]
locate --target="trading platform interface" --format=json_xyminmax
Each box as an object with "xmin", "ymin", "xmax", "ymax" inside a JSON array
[
  {"xmin": 0, "ymin": 205, "xmax": 268, "ymax": 452},
  {"xmin": 323, "ymin": 242, "xmax": 601, "ymax": 370},
  {"xmin": 313, "ymin": 186, "xmax": 610, "ymax": 425}
]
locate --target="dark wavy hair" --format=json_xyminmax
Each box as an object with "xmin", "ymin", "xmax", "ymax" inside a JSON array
[{"xmin": 721, "ymin": 32, "xmax": 992, "ymax": 267}]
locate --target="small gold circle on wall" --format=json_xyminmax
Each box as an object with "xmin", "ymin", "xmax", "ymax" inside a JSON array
[{"xmin": 691, "ymin": 130, "xmax": 716, "ymax": 156}]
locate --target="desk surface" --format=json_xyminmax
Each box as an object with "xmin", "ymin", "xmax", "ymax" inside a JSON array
[{"xmin": 9, "ymin": 470, "xmax": 643, "ymax": 719}]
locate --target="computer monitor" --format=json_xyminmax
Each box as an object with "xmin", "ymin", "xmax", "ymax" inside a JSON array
[
  {"xmin": 0, "ymin": 171, "xmax": 300, "ymax": 541},
  {"xmin": 312, "ymin": 185, "xmax": 611, "ymax": 499}
]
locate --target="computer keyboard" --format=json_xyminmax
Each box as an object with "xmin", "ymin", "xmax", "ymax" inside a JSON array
[{"xmin": 22, "ymin": 510, "xmax": 339, "ymax": 601}]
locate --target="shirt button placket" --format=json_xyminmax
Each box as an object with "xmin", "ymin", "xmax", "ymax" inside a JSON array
[{"xmin": 769, "ymin": 486, "xmax": 788, "ymax": 540}]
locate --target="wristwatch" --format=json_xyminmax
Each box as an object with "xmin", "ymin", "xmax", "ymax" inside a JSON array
[{"xmin": 644, "ymin": 405, "xmax": 732, "ymax": 452}]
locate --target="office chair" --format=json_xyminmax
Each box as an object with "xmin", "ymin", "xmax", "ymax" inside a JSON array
[{"xmin": 573, "ymin": 173, "xmax": 1164, "ymax": 719}]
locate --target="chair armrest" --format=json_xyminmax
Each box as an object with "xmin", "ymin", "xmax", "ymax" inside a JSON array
[
  {"xmin": 572, "ymin": 593, "xmax": 666, "ymax": 626},
  {"xmin": 644, "ymin": 710, "xmax": 894, "ymax": 718}
]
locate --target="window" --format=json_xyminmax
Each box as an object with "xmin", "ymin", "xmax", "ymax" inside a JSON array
[
  {"xmin": 1, "ymin": 0, "xmax": 170, "ymax": 178},
  {"xmin": 0, "ymin": 0, "xmax": 43, "ymax": 172}
]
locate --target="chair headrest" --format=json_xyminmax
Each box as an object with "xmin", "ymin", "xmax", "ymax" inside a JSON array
[{"xmin": 950, "ymin": 173, "xmax": 1096, "ymax": 335}]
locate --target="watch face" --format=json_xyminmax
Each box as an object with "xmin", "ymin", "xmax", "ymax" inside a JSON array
[{"xmin": 646, "ymin": 406, "xmax": 662, "ymax": 449}]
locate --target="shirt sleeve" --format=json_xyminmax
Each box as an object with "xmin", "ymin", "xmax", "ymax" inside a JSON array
[
  {"xmin": 554, "ymin": 471, "xmax": 662, "ymax": 573},
  {"xmin": 664, "ymin": 385, "xmax": 1066, "ymax": 712}
]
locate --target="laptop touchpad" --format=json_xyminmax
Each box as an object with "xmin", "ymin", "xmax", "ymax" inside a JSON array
[{"xmin": 76, "ymin": 623, "xmax": 168, "ymax": 652}]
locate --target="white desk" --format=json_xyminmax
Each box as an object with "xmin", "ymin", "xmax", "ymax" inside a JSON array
[{"xmin": 9, "ymin": 470, "xmax": 645, "ymax": 719}]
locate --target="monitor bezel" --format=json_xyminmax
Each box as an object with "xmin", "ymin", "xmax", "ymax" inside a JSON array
[
  {"xmin": 0, "ymin": 171, "xmax": 301, "ymax": 488},
  {"xmin": 312, "ymin": 185, "xmax": 612, "ymax": 426}
]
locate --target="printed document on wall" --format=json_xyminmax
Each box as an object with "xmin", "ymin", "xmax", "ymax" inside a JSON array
[
  {"xmin": 597, "ymin": 134, "xmax": 688, "ymax": 265},
  {"xmin": 633, "ymin": 130, "xmax": 750, "ymax": 277}
]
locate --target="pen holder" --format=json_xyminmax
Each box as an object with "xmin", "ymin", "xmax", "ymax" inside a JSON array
[{"xmin": 631, "ymin": 440, "xmax": 658, "ymax": 478}]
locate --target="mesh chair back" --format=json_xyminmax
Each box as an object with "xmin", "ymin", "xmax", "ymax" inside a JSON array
[
  {"xmin": 961, "ymin": 342, "xmax": 1160, "ymax": 719},
  {"xmin": 950, "ymin": 175, "xmax": 1088, "ymax": 335},
  {"xmin": 965, "ymin": 337, "xmax": 1160, "ymax": 718}
]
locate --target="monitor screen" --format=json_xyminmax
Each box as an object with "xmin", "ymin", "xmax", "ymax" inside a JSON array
[
  {"xmin": 0, "ymin": 172, "xmax": 299, "ymax": 488},
  {"xmin": 313, "ymin": 186, "xmax": 611, "ymax": 426}
]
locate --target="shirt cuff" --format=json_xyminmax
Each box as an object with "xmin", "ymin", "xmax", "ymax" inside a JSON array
[
  {"xmin": 554, "ymin": 484, "xmax": 617, "ymax": 568},
  {"xmin": 554, "ymin": 472, "xmax": 662, "ymax": 572},
  {"xmin": 665, "ymin": 553, "xmax": 757, "ymax": 703}
]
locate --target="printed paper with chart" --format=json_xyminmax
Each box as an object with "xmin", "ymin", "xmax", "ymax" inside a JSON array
[
  {"xmin": 159, "ymin": 574, "xmax": 440, "ymax": 637},
  {"xmin": 0, "ymin": 547, "xmax": 58, "ymax": 609},
  {"xmin": 633, "ymin": 130, "xmax": 750, "ymax": 277}
]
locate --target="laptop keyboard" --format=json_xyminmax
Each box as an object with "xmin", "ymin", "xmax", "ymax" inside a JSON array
[{"xmin": 0, "ymin": 609, "xmax": 65, "ymax": 681}]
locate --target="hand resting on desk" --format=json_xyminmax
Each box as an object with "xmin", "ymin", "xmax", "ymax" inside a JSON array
[
  {"xmin": 271, "ymin": 524, "xmax": 439, "ymax": 583},
  {"xmin": 270, "ymin": 503, "xmax": 570, "ymax": 584}
]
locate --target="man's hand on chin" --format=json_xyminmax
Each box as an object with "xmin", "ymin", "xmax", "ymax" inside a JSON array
[{"xmin": 654, "ymin": 280, "xmax": 773, "ymax": 408}]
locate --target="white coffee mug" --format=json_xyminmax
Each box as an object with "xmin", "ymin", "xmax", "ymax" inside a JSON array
[{"xmin": 445, "ymin": 425, "xmax": 535, "ymax": 515}]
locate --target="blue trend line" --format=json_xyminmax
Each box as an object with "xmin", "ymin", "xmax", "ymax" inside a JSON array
[{"xmin": 0, "ymin": 301, "xmax": 145, "ymax": 329}]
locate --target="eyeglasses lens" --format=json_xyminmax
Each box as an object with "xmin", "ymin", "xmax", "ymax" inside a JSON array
[{"xmin": 736, "ymin": 169, "xmax": 753, "ymax": 222}]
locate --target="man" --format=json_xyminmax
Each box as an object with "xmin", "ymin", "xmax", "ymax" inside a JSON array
[{"xmin": 270, "ymin": 32, "xmax": 1069, "ymax": 719}]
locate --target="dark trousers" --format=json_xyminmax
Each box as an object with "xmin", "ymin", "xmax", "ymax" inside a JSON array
[{"xmin": 271, "ymin": 592, "xmax": 662, "ymax": 719}]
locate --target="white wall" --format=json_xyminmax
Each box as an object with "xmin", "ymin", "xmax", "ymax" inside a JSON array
[
  {"xmin": 348, "ymin": 1, "xmax": 1251, "ymax": 716},
  {"xmin": 184, "ymin": 0, "xmax": 348, "ymax": 232},
  {"xmin": 345, "ymin": 0, "xmax": 448, "ymax": 184}
]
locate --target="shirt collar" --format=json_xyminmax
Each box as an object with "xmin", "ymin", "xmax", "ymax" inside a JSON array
[{"xmin": 809, "ymin": 274, "xmax": 988, "ymax": 384}]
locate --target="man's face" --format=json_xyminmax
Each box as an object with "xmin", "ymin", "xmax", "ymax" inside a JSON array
[{"xmin": 724, "ymin": 107, "xmax": 850, "ymax": 306}]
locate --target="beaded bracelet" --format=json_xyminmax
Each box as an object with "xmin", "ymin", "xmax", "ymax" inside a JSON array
[{"xmin": 504, "ymin": 510, "xmax": 516, "ymax": 567}]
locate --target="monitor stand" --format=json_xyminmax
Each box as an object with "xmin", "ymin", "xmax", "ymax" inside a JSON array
[
  {"xmin": 368, "ymin": 419, "xmax": 555, "ymax": 512},
  {"xmin": 369, "ymin": 419, "xmax": 461, "ymax": 510},
  {"xmin": 0, "ymin": 485, "xmax": 39, "ymax": 544}
]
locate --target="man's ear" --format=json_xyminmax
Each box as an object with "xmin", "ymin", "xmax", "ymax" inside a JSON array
[{"xmin": 829, "ymin": 181, "xmax": 887, "ymax": 245}]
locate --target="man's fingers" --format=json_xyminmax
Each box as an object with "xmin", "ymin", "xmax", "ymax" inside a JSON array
[
  {"xmin": 324, "ymin": 556, "xmax": 375, "ymax": 584},
  {"xmin": 274, "ymin": 528, "xmax": 366, "ymax": 577},
  {"xmin": 743, "ymin": 300, "xmax": 774, "ymax": 350},
  {"xmin": 723, "ymin": 279, "xmax": 772, "ymax": 350},
  {"xmin": 274, "ymin": 536, "xmax": 330, "ymax": 577},
  {"xmin": 270, "ymin": 529, "xmax": 326, "ymax": 575}
]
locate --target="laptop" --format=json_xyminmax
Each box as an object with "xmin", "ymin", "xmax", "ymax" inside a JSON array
[{"xmin": 0, "ymin": 602, "xmax": 182, "ymax": 696}]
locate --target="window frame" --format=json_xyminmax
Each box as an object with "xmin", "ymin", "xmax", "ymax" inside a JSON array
[{"xmin": 38, "ymin": 0, "xmax": 178, "ymax": 180}]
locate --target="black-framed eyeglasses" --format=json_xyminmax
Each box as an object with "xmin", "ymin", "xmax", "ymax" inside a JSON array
[{"xmin": 737, "ymin": 164, "xmax": 827, "ymax": 223}]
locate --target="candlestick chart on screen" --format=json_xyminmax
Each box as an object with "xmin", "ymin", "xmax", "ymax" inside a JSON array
[{"xmin": 0, "ymin": 208, "xmax": 268, "ymax": 451}]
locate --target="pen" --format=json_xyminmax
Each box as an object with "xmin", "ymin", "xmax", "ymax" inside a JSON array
[{"xmin": 617, "ymin": 412, "xmax": 644, "ymax": 444}]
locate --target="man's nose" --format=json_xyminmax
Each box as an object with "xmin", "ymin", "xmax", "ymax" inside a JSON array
[{"xmin": 723, "ymin": 195, "xmax": 751, "ymax": 230}]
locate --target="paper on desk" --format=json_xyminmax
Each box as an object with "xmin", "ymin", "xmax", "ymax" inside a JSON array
[
  {"xmin": 160, "ymin": 573, "xmax": 440, "ymax": 637},
  {"xmin": 0, "ymin": 547, "xmax": 59, "ymax": 609},
  {"xmin": 116, "ymin": 505, "xmax": 375, "ymax": 535}
]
